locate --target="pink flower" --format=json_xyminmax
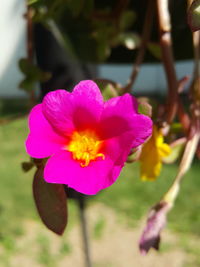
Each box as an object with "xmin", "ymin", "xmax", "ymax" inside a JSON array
[{"xmin": 26, "ymin": 80, "xmax": 152, "ymax": 195}]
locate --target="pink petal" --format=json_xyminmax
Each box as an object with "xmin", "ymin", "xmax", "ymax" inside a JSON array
[
  {"xmin": 44, "ymin": 150, "xmax": 119, "ymax": 195},
  {"xmin": 103, "ymin": 93, "xmax": 138, "ymax": 117},
  {"xmin": 105, "ymin": 132, "xmax": 135, "ymax": 165},
  {"xmin": 72, "ymin": 80, "xmax": 104, "ymax": 130},
  {"xmin": 99, "ymin": 115, "xmax": 132, "ymax": 139},
  {"xmin": 25, "ymin": 104, "xmax": 66, "ymax": 158},
  {"xmin": 99, "ymin": 93, "xmax": 149, "ymax": 140},
  {"xmin": 100, "ymin": 112, "xmax": 152, "ymax": 145},
  {"xmin": 42, "ymin": 90, "xmax": 75, "ymax": 137},
  {"xmin": 130, "ymin": 114, "xmax": 152, "ymax": 148}
]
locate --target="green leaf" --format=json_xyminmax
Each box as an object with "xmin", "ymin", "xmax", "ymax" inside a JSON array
[
  {"xmin": 162, "ymin": 138, "xmax": 186, "ymax": 164},
  {"xmin": 18, "ymin": 58, "xmax": 40, "ymax": 79},
  {"xmin": 21, "ymin": 161, "xmax": 34, "ymax": 172},
  {"xmin": 94, "ymin": 79, "xmax": 119, "ymax": 100},
  {"xmin": 119, "ymin": 10, "xmax": 136, "ymax": 31},
  {"xmin": 127, "ymin": 147, "xmax": 141, "ymax": 163},
  {"xmin": 82, "ymin": 0, "xmax": 94, "ymax": 17},
  {"xmin": 188, "ymin": 0, "xmax": 200, "ymax": 31},
  {"xmin": 118, "ymin": 32, "xmax": 140, "ymax": 50},
  {"xmin": 19, "ymin": 78, "xmax": 35, "ymax": 92},
  {"xmin": 138, "ymin": 97, "xmax": 152, "ymax": 117},
  {"xmin": 147, "ymin": 42, "xmax": 161, "ymax": 60},
  {"xmin": 28, "ymin": 0, "xmax": 39, "ymax": 5},
  {"xmin": 18, "ymin": 58, "xmax": 51, "ymax": 92},
  {"xmin": 170, "ymin": 123, "xmax": 184, "ymax": 133},
  {"xmin": 33, "ymin": 167, "xmax": 68, "ymax": 235},
  {"xmin": 66, "ymin": 0, "xmax": 84, "ymax": 17},
  {"xmin": 97, "ymin": 41, "xmax": 111, "ymax": 62},
  {"xmin": 18, "ymin": 58, "xmax": 30, "ymax": 74}
]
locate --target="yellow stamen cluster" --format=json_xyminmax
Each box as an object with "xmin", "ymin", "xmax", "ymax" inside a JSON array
[{"xmin": 68, "ymin": 130, "xmax": 105, "ymax": 167}]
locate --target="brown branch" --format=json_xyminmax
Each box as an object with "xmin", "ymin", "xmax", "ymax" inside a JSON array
[
  {"xmin": 188, "ymin": 0, "xmax": 200, "ymax": 131},
  {"xmin": 190, "ymin": 31, "xmax": 200, "ymax": 131},
  {"xmin": 121, "ymin": 0, "xmax": 154, "ymax": 94},
  {"xmin": 156, "ymin": 0, "xmax": 178, "ymax": 125}
]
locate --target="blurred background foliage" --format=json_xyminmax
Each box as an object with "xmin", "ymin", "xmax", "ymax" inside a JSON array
[{"xmin": 28, "ymin": 0, "xmax": 193, "ymax": 64}]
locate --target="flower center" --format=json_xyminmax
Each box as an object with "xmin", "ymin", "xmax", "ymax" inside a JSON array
[{"xmin": 68, "ymin": 130, "xmax": 105, "ymax": 167}]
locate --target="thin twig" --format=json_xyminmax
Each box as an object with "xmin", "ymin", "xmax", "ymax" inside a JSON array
[
  {"xmin": 121, "ymin": 0, "xmax": 154, "ymax": 94},
  {"xmin": 156, "ymin": 0, "xmax": 178, "ymax": 124}
]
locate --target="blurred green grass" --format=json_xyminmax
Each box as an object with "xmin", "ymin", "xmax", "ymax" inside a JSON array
[
  {"xmin": 0, "ymin": 99, "xmax": 200, "ymax": 264},
  {"xmin": 0, "ymin": 114, "xmax": 200, "ymax": 237}
]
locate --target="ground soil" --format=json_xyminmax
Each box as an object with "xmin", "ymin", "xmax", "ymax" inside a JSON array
[{"xmin": 9, "ymin": 203, "xmax": 192, "ymax": 267}]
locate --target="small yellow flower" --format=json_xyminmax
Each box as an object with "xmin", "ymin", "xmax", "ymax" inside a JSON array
[{"xmin": 140, "ymin": 125, "xmax": 171, "ymax": 181}]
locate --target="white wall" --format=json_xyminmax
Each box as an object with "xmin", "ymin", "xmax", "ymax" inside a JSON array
[
  {"xmin": 99, "ymin": 61, "xmax": 193, "ymax": 95},
  {"xmin": 0, "ymin": 0, "xmax": 27, "ymax": 98}
]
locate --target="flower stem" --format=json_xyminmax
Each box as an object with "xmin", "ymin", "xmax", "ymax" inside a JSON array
[
  {"xmin": 78, "ymin": 196, "xmax": 92, "ymax": 267},
  {"xmin": 163, "ymin": 130, "xmax": 200, "ymax": 204}
]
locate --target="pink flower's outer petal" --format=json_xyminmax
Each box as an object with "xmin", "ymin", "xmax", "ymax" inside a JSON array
[
  {"xmin": 72, "ymin": 80, "xmax": 104, "ymax": 129},
  {"xmin": 103, "ymin": 93, "xmax": 138, "ymax": 117},
  {"xmin": 130, "ymin": 114, "xmax": 152, "ymax": 148},
  {"xmin": 99, "ymin": 93, "xmax": 152, "ymax": 141},
  {"xmin": 26, "ymin": 104, "xmax": 66, "ymax": 158},
  {"xmin": 73, "ymin": 80, "xmax": 103, "ymax": 110},
  {"xmin": 100, "ymin": 112, "xmax": 152, "ymax": 145},
  {"xmin": 44, "ymin": 150, "xmax": 119, "ymax": 195},
  {"xmin": 42, "ymin": 90, "xmax": 75, "ymax": 137}
]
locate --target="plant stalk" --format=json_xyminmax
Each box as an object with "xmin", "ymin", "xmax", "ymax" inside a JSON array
[
  {"xmin": 156, "ymin": 0, "xmax": 178, "ymax": 125},
  {"xmin": 78, "ymin": 196, "xmax": 92, "ymax": 267}
]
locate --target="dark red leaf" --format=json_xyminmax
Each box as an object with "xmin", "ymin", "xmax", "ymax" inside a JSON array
[{"xmin": 33, "ymin": 167, "xmax": 67, "ymax": 235}]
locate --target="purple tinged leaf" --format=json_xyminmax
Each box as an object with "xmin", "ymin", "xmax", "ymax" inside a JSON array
[
  {"xmin": 33, "ymin": 167, "xmax": 68, "ymax": 235},
  {"xmin": 139, "ymin": 201, "xmax": 172, "ymax": 255}
]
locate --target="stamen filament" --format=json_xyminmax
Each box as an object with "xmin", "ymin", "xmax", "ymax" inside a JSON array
[{"xmin": 68, "ymin": 130, "xmax": 105, "ymax": 167}]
